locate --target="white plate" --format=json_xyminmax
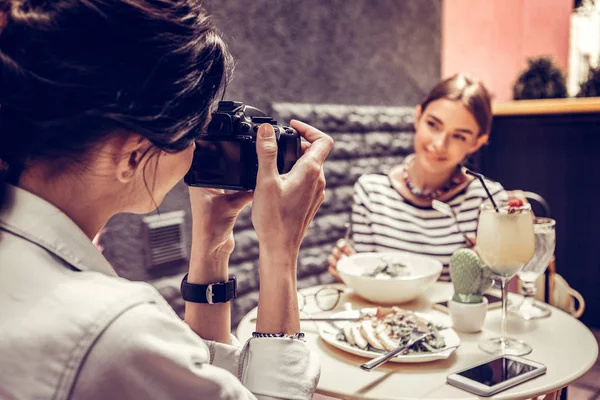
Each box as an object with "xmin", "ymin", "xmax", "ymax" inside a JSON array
[{"xmin": 317, "ymin": 308, "xmax": 460, "ymax": 363}]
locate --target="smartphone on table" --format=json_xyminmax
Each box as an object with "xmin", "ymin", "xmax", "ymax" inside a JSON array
[{"xmin": 447, "ymin": 356, "xmax": 547, "ymax": 396}]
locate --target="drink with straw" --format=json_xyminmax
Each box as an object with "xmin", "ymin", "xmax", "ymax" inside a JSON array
[
  {"xmin": 467, "ymin": 170, "xmax": 535, "ymax": 356},
  {"xmin": 477, "ymin": 206, "xmax": 536, "ymax": 277}
]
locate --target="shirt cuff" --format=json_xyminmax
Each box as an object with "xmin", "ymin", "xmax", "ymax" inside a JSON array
[
  {"xmin": 239, "ymin": 337, "xmax": 320, "ymax": 400},
  {"xmin": 209, "ymin": 334, "xmax": 243, "ymax": 377}
]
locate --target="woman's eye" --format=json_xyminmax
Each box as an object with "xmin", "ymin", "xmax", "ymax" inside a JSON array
[
  {"xmin": 453, "ymin": 134, "xmax": 466, "ymax": 142},
  {"xmin": 426, "ymin": 121, "xmax": 439, "ymax": 130}
]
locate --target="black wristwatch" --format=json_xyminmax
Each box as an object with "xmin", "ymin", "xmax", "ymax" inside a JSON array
[{"xmin": 180, "ymin": 274, "xmax": 237, "ymax": 304}]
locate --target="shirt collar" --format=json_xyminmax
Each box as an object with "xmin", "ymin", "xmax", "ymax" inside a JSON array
[{"xmin": 0, "ymin": 184, "xmax": 117, "ymax": 277}]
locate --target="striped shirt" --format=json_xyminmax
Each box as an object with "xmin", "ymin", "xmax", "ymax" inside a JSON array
[{"xmin": 351, "ymin": 173, "xmax": 507, "ymax": 281}]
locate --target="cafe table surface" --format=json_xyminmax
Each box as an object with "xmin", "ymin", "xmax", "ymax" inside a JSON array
[{"xmin": 236, "ymin": 282, "xmax": 598, "ymax": 400}]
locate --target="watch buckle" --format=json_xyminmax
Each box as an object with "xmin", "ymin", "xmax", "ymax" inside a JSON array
[{"xmin": 206, "ymin": 284, "xmax": 214, "ymax": 304}]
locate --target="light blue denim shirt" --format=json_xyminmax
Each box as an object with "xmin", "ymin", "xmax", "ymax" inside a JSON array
[{"xmin": 0, "ymin": 184, "xmax": 319, "ymax": 400}]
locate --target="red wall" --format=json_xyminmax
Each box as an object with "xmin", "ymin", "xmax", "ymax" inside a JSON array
[{"xmin": 442, "ymin": 0, "xmax": 573, "ymax": 101}]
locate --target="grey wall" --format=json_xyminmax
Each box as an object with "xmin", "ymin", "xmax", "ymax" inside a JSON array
[
  {"xmin": 99, "ymin": 1, "xmax": 441, "ymax": 327},
  {"xmin": 205, "ymin": 0, "xmax": 440, "ymax": 111}
]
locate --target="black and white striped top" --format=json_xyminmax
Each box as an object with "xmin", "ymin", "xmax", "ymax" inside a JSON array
[{"xmin": 351, "ymin": 173, "xmax": 507, "ymax": 281}]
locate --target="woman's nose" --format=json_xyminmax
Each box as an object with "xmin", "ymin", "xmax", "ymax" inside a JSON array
[{"xmin": 432, "ymin": 132, "xmax": 448, "ymax": 149}]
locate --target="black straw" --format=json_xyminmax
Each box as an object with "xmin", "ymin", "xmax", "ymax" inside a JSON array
[{"xmin": 466, "ymin": 169, "xmax": 499, "ymax": 212}]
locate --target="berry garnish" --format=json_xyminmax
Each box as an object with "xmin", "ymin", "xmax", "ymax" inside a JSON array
[{"xmin": 507, "ymin": 199, "xmax": 524, "ymax": 208}]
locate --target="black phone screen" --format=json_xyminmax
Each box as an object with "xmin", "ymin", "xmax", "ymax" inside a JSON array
[{"xmin": 458, "ymin": 357, "xmax": 538, "ymax": 387}]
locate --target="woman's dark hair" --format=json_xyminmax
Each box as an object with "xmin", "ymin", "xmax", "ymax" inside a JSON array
[
  {"xmin": 0, "ymin": 0, "xmax": 233, "ymax": 207},
  {"xmin": 420, "ymin": 73, "xmax": 493, "ymax": 137}
]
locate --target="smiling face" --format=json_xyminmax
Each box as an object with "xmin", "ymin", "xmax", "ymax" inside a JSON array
[{"xmin": 413, "ymin": 98, "xmax": 488, "ymax": 174}]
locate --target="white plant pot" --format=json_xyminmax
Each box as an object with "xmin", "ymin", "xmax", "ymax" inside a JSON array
[{"xmin": 448, "ymin": 296, "xmax": 488, "ymax": 333}]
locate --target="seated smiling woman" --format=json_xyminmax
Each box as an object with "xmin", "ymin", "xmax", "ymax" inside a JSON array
[
  {"xmin": 0, "ymin": 1, "xmax": 332, "ymax": 399},
  {"xmin": 329, "ymin": 74, "xmax": 507, "ymax": 282}
]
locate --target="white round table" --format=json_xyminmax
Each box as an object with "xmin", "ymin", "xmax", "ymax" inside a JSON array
[{"xmin": 236, "ymin": 282, "xmax": 598, "ymax": 400}]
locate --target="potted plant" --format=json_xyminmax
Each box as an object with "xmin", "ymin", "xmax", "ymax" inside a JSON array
[
  {"xmin": 448, "ymin": 248, "xmax": 494, "ymax": 333},
  {"xmin": 513, "ymin": 56, "xmax": 568, "ymax": 100},
  {"xmin": 577, "ymin": 66, "xmax": 600, "ymax": 97}
]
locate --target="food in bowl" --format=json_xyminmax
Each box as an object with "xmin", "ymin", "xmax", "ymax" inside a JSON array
[
  {"xmin": 362, "ymin": 257, "xmax": 410, "ymax": 279},
  {"xmin": 337, "ymin": 252, "xmax": 443, "ymax": 304},
  {"xmin": 337, "ymin": 307, "xmax": 446, "ymax": 353}
]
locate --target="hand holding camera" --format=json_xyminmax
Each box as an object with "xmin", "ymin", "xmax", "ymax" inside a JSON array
[
  {"xmin": 252, "ymin": 120, "xmax": 333, "ymax": 262},
  {"xmin": 185, "ymin": 101, "xmax": 301, "ymax": 191},
  {"xmin": 186, "ymin": 101, "xmax": 333, "ymax": 273},
  {"xmin": 186, "ymin": 101, "xmax": 302, "ymax": 260}
]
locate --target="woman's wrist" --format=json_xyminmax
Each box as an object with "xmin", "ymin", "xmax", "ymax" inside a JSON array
[
  {"xmin": 191, "ymin": 219, "xmax": 235, "ymax": 247},
  {"xmin": 188, "ymin": 240, "xmax": 232, "ymax": 284},
  {"xmin": 258, "ymin": 248, "xmax": 299, "ymax": 274},
  {"xmin": 256, "ymin": 272, "xmax": 300, "ymax": 335}
]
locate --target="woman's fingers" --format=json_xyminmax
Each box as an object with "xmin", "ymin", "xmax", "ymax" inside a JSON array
[
  {"xmin": 328, "ymin": 265, "xmax": 343, "ymax": 283},
  {"xmin": 300, "ymin": 140, "xmax": 311, "ymax": 153},
  {"xmin": 290, "ymin": 120, "xmax": 333, "ymax": 166},
  {"xmin": 332, "ymin": 247, "xmax": 342, "ymax": 259},
  {"xmin": 327, "ymin": 254, "xmax": 338, "ymax": 267},
  {"xmin": 336, "ymin": 238, "xmax": 356, "ymax": 256}
]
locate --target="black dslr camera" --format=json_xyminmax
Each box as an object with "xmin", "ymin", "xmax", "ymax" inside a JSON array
[{"xmin": 184, "ymin": 101, "xmax": 301, "ymax": 191}]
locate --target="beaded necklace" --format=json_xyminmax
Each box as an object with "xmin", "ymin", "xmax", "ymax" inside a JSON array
[{"xmin": 401, "ymin": 155, "xmax": 465, "ymax": 201}]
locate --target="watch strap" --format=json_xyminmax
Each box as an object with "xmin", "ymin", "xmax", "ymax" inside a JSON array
[{"xmin": 180, "ymin": 274, "xmax": 237, "ymax": 304}]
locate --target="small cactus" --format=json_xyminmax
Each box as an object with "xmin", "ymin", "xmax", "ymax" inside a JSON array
[{"xmin": 450, "ymin": 248, "xmax": 494, "ymax": 303}]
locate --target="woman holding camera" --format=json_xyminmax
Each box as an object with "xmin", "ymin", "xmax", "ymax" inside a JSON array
[
  {"xmin": 0, "ymin": 1, "xmax": 332, "ymax": 399},
  {"xmin": 328, "ymin": 74, "xmax": 507, "ymax": 282}
]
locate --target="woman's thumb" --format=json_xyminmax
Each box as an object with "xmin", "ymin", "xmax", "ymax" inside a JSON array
[{"xmin": 256, "ymin": 124, "xmax": 278, "ymax": 180}]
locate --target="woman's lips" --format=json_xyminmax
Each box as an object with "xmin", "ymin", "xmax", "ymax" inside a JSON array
[{"xmin": 425, "ymin": 150, "xmax": 448, "ymax": 162}]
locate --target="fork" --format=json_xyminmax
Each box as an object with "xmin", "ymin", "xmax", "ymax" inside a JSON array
[
  {"xmin": 431, "ymin": 199, "xmax": 476, "ymax": 247},
  {"xmin": 359, "ymin": 331, "xmax": 428, "ymax": 371}
]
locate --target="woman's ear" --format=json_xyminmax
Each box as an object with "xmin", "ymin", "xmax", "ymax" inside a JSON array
[
  {"xmin": 470, "ymin": 133, "xmax": 489, "ymax": 154},
  {"xmin": 115, "ymin": 134, "xmax": 152, "ymax": 184}
]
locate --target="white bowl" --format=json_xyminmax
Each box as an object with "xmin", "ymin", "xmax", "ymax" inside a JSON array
[{"xmin": 337, "ymin": 252, "xmax": 443, "ymax": 304}]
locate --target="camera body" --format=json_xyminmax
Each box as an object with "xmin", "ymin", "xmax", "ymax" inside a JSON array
[{"xmin": 184, "ymin": 101, "xmax": 300, "ymax": 191}]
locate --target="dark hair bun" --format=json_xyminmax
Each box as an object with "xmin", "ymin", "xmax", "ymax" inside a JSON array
[{"xmin": 0, "ymin": 0, "xmax": 232, "ymax": 203}]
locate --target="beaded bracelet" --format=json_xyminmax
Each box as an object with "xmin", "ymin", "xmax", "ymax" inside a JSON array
[{"xmin": 252, "ymin": 332, "xmax": 306, "ymax": 341}]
